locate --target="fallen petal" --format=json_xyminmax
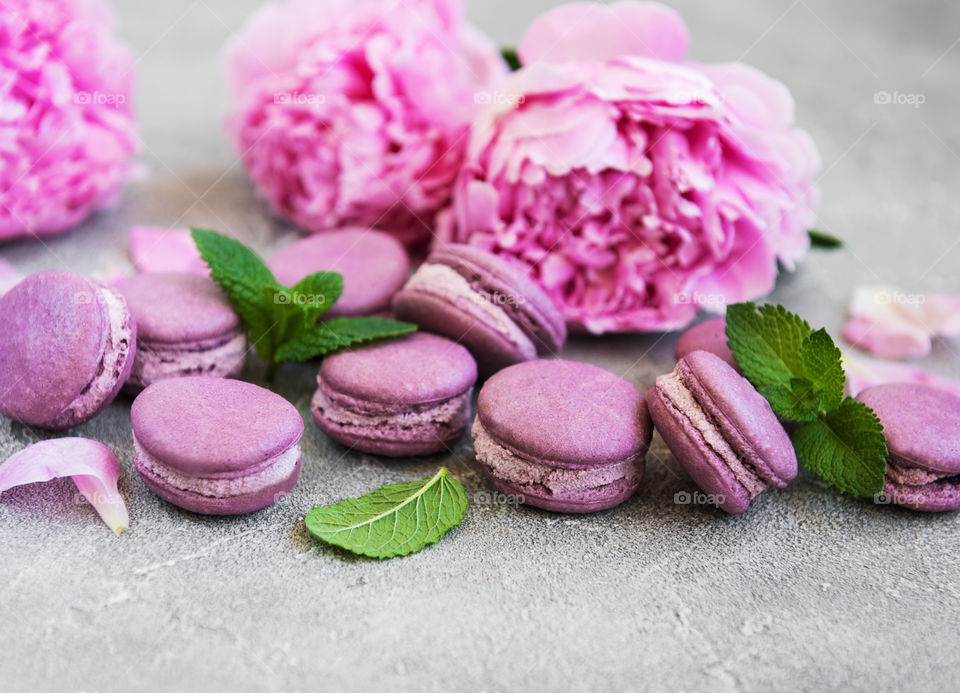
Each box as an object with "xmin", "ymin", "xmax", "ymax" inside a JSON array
[
  {"xmin": 843, "ymin": 352, "xmax": 960, "ymax": 399},
  {"xmin": 129, "ymin": 227, "xmax": 208, "ymax": 276},
  {"xmin": 0, "ymin": 439, "xmax": 130, "ymax": 535}
]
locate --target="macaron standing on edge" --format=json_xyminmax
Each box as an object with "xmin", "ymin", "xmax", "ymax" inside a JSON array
[
  {"xmin": 313, "ymin": 332, "xmax": 478, "ymax": 456},
  {"xmin": 647, "ymin": 350, "xmax": 797, "ymax": 514},
  {"xmin": 117, "ymin": 272, "xmax": 247, "ymax": 391},
  {"xmin": 268, "ymin": 227, "xmax": 410, "ymax": 317},
  {"xmin": 857, "ymin": 383, "xmax": 960, "ymax": 512},
  {"xmin": 131, "ymin": 377, "xmax": 304, "ymax": 515},
  {"xmin": 675, "ymin": 317, "xmax": 737, "ymax": 370},
  {"xmin": 472, "ymin": 359, "xmax": 652, "ymax": 513},
  {"xmin": 0, "ymin": 270, "xmax": 136, "ymax": 430},
  {"xmin": 393, "ymin": 244, "xmax": 566, "ymax": 377}
]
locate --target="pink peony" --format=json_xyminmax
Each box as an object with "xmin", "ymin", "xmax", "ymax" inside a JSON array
[
  {"xmin": 0, "ymin": 0, "xmax": 138, "ymax": 241},
  {"xmin": 438, "ymin": 1, "xmax": 819, "ymax": 333},
  {"xmin": 224, "ymin": 0, "xmax": 506, "ymax": 247}
]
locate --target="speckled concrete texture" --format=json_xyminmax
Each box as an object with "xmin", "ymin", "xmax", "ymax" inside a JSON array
[{"xmin": 1, "ymin": 1, "xmax": 959, "ymax": 691}]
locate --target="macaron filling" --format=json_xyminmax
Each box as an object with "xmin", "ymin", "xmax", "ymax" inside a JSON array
[
  {"xmin": 48, "ymin": 284, "xmax": 134, "ymax": 428},
  {"xmin": 127, "ymin": 331, "xmax": 247, "ymax": 389},
  {"xmin": 472, "ymin": 419, "xmax": 642, "ymax": 496},
  {"xmin": 655, "ymin": 369, "xmax": 768, "ymax": 498},
  {"xmin": 403, "ymin": 263, "xmax": 537, "ymax": 360},
  {"xmin": 133, "ymin": 435, "xmax": 301, "ymax": 498}
]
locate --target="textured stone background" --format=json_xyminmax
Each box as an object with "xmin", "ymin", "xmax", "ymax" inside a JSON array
[{"xmin": 2, "ymin": 1, "xmax": 959, "ymax": 691}]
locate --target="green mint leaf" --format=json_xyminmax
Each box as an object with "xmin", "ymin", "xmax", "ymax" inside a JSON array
[
  {"xmin": 274, "ymin": 317, "xmax": 416, "ymax": 363},
  {"xmin": 792, "ymin": 398, "xmax": 888, "ymax": 497},
  {"xmin": 760, "ymin": 379, "xmax": 823, "ymax": 423},
  {"xmin": 501, "ymin": 46, "xmax": 521, "ymax": 71},
  {"xmin": 800, "ymin": 328, "xmax": 845, "ymax": 412},
  {"xmin": 808, "ymin": 229, "xmax": 844, "ymax": 250},
  {"xmin": 291, "ymin": 271, "xmax": 343, "ymax": 324},
  {"xmin": 726, "ymin": 303, "xmax": 812, "ymax": 400},
  {"xmin": 305, "ymin": 468, "xmax": 468, "ymax": 559},
  {"xmin": 191, "ymin": 228, "xmax": 279, "ymax": 360}
]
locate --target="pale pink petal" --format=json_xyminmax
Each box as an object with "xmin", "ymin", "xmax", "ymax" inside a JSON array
[
  {"xmin": 518, "ymin": 1, "xmax": 690, "ymax": 66},
  {"xmin": 0, "ymin": 438, "xmax": 129, "ymax": 535},
  {"xmin": 0, "ymin": 258, "xmax": 21, "ymax": 295},
  {"xmin": 843, "ymin": 286, "xmax": 960, "ymax": 360},
  {"xmin": 843, "ymin": 353, "xmax": 960, "ymax": 399},
  {"xmin": 128, "ymin": 227, "xmax": 208, "ymax": 276}
]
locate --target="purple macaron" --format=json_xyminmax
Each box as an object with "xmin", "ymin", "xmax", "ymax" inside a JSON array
[
  {"xmin": 472, "ymin": 359, "xmax": 651, "ymax": 513},
  {"xmin": 268, "ymin": 228, "xmax": 410, "ymax": 317},
  {"xmin": 857, "ymin": 383, "xmax": 960, "ymax": 512},
  {"xmin": 392, "ymin": 244, "xmax": 567, "ymax": 377},
  {"xmin": 0, "ymin": 270, "xmax": 135, "ymax": 430},
  {"xmin": 116, "ymin": 272, "xmax": 247, "ymax": 391},
  {"xmin": 647, "ymin": 350, "xmax": 797, "ymax": 514},
  {"xmin": 675, "ymin": 317, "xmax": 737, "ymax": 370},
  {"xmin": 131, "ymin": 377, "xmax": 303, "ymax": 515},
  {"xmin": 312, "ymin": 332, "xmax": 477, "ymax": 456}
]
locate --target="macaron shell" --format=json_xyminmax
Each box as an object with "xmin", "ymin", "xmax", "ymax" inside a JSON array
[
  {"xmin": 428, "ymin": 244, "xmax": 567, "ymax": 355},
  {"xmin": 268, "ymin": 228, "xmax": 410, "ymax": 317},
  {"xmin": 0, "ymin": 271, "xmax": 108, "ymax": 425},
  {"xmin": 857, "ymin": 383, "xmax": 960, "ymax": 474},
  {"xmin": 884, "ymin": 478, "xmax": 960, "ymax": 512},
  {"xmin": 675, "ymin": 317, "xmax": 737, "ymax": 369},
  {"xmin": 476, "ymin": 360, "xmax": 652, "ymax": 467},
  {"xmin": 131, "ymin": 377, "xmax": 304, "ymax": 477},
  {"xmin": 136, "ymin": 453, "xmax": 302, "ymax": 515},
  {"xmin": 116, "ymin": 272, "xmax": 240, "ymax": 344},
  {"xmin": 647, "ymin": 384, "xmax": 752, "ymax": 514}
]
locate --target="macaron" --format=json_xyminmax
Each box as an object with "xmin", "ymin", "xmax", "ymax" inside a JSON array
[
  {"xmin": 647, "ymin": 350, "xmax": 797, "ymax": 514},
  {"xmin": 472, "ymin": 360, "xmax": 651, "ymax": 513},
  {"xmin": 312, "ymin": 332, "xmax": 477, "ymax": 456},
  {"xmin": 131, "ymin": 377, "xmax": 304, "ymax": 515},
  {"xmin": 0, "ymin": 270, "xmax": 135, "ymax": 430},
  {"xmin": 392, "ymin": 244, "xmax": 567, "ymax": 377},
  {"xmin": 675, "ymin": 317, "xmax": 737, "ymax": 369},
  {"xmin": 116, "ymin": 272, "xmax": 247, "ymax": 391},
  {"xmin": 268, "ymin": 228, "xmax": 410, "ymax": 317},
  {"xmin": 857, "ymin": 383, "xmax": 960, "ymax": 511}
]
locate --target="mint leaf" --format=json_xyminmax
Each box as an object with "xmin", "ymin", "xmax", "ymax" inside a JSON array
[
  {"xmin": 192, "ymin": 228, "xmax": 279, "ymax": 359},
  {"xmin": 292, "ymin": 272, "xmax": 343, "ymax": 324},
  {"xmin": 800, "ymin": 328, "xmax": 845, "ymax": 412},
  {"xmin": 808, "ymin": 229, "xmax": 844, "ymax": 250},
  {"xmin": 274, "ymin": 317, "xmax": 416, "ymax": 363},
  {"xmin": 305, "ymin": 468, "xmax": 468, "ymax": 559},
  {"xmin": 501, "ymin": 47, "xmax": 521, "ymax": 71},
  {"xmin": 726, "ymin": 303, "xmax": 812, "ymax": 395},
  {"xmin": 760, "ymin": 379, "xmax": 823, "ymax": 423},
  {"xmin": 792, "ymin": 399, "xmax": 888, "ymax": 497}
]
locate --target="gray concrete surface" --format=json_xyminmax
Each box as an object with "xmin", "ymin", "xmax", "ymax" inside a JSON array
[{"xmin": 2, "ymin": 1, "xmax": 959, "ymax": 691}]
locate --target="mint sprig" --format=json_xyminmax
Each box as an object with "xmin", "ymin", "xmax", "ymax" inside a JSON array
[
  {"xmin": 808, "ymin": 228, "xmax": 844, "ymax": 250},
  {"xmin": 726, "ymin": 302, "xmax": 888, "ymax": 497},
  {"xmin": 305, "ymin": 468, "xmax": 468, "ymax": 559},
  {"xmin": 191, "ymin": 228, "xmax": 416, "ymax": 369}
]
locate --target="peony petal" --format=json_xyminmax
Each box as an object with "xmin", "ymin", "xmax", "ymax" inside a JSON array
[
  {"xmin": 843, "ymin": 353, "xmax": 960, "ymax": 399},
  {"xmin": 518, "ymin": 1, "xmax": 690, "ymax": 66},
  {"xmin": 0, "ymin": 438, "xmax": 129, "ymax": 535},
  {"xmin": 0, "ymin": 258, "xmax": 21, "ymax": 295},
  {"xmin": 128, "ymin": 227, "xmax": 208, "ymax": 276},
  {"xmin": 843, "ymin": 286, "xmax": 960, "ymax": 360}
]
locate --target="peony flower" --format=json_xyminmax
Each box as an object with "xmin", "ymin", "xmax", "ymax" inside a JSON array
[
  {"xmin": 0, "ymin": 0, "xmax": 138, "ymax": 242},
  {"xmin": 843, "ymin": 285, "xmax": 960, "ymax": 360},
  {"xmin": 224, "ymin": 0, "xmax": 506, "ymax": 248},
  {"xmin": 438, "ymin": 1, "xmax": 819, "ymax": 333}
]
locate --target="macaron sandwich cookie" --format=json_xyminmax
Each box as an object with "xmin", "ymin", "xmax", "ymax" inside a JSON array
[
  {"xmin": 313, "ymin": 332, "xmax": 477, "ymax": 456},
  {"xmin": 675, "ymin": 317, "xmax": 737, "ymax": 370},
  {"xmin": 393, "ymin": 244, "xmax": 566, "ymax": 376},
  {"xmin": 472, "ymin": 360, "xmax": 651, "ymax": 513},
  {"xmin": 117, "ymin": 272, "xmax": 247, "ymax": 391},
  {"xmin": 647, "ymin": 350, "xmax": 797, "ymax": 514},
  {"xmin": 268, "ymin": 227, "xmax": 410, "ymax": 317},
  {"xmin": 132, "ymin": 377, "xmax": 304, "ymax": 515},
  {"xmin": 0, "ymin": 270, "xmax": 135, "ymax": 429},
  {"xmin": 857, "ymin": 383, "xmax": 960, "ymax": 511}
]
